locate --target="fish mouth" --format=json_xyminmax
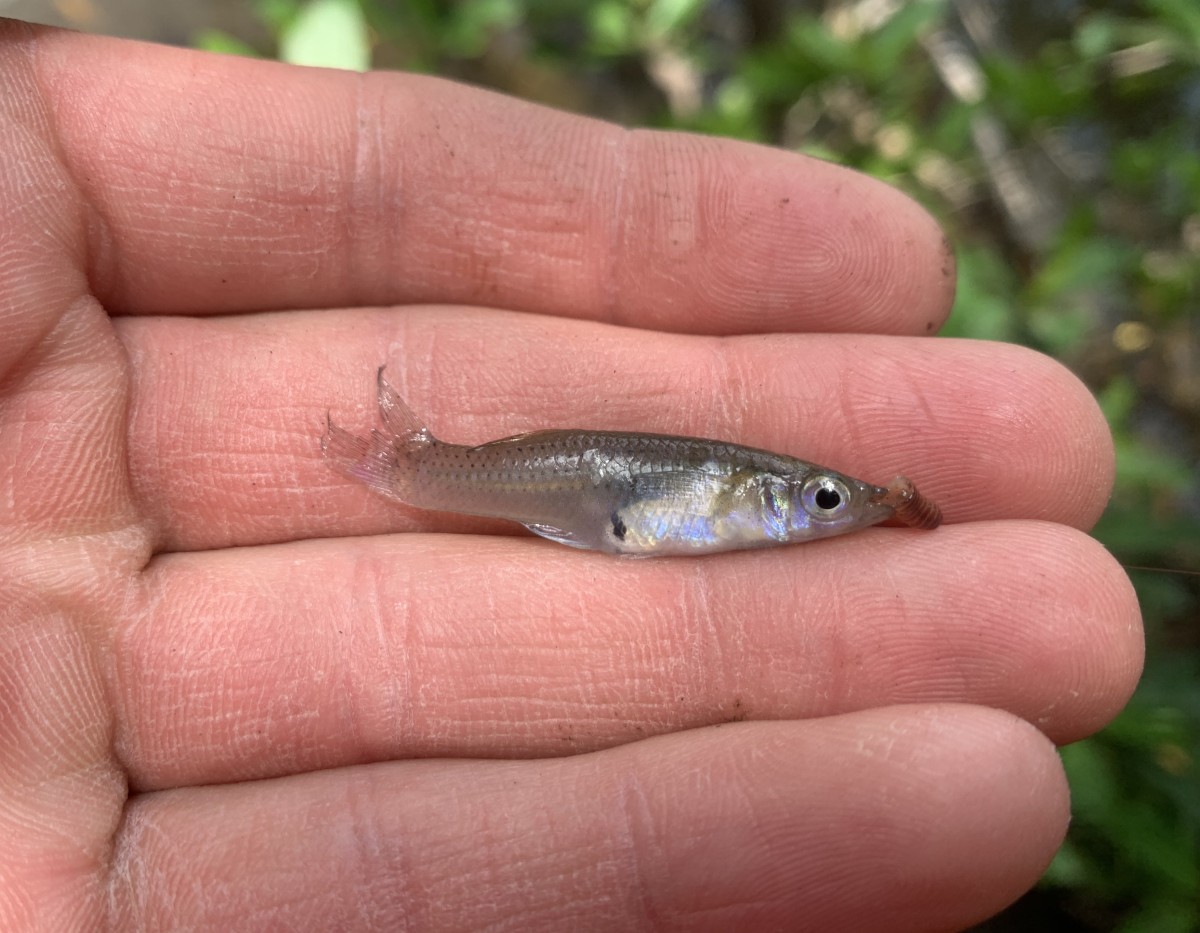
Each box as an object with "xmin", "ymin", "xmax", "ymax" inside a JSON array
[{"xmin": 869, "ymin": 476, "xmax": 942, "ymax": 530}]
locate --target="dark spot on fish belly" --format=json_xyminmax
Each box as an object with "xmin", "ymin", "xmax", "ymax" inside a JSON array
[{"xmin": 611, "ymin": 511, "xmax": 627, "ymax": 541}]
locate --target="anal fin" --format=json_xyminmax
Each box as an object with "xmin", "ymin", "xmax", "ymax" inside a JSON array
[{"xmin": 523, "ymin": 522, "xmax": 592, "ymax": 550}]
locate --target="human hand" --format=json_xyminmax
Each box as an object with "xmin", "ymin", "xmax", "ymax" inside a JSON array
[{"xmin": 0, "ymin": 20, "xmax": 1142, "ymax": 932}]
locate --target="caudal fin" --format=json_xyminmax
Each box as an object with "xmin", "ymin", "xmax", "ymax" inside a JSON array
[
  {"xmin": 321, "ymin": 368, "xmax": 435, "ymax": 502},
  {"xmin": 321, "ymin": 416, "xmax": 407, "ymax": 499}
]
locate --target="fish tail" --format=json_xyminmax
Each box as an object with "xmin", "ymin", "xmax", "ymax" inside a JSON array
[
  {"xmin": 320, "ymin": 416, "xmax": 405, "ymax": 498},
  {"xmin": 321, "ymin": 368, "xmax": 435, "ymax": 501}
]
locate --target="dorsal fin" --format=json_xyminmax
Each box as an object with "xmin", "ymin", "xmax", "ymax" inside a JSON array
[{"xmin": 376, "ymin": 366, "xmax": 434, "ymax": 445}]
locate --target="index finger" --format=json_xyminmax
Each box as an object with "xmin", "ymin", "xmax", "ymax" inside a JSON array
[{"xmin": 28, "ymin": 23, "xmax": 954, "ymax": 335}]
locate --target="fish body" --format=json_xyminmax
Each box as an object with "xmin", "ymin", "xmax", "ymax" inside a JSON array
[{"xmin": 322, "ymin": 369, "xmax": 940, "ymax": 556}]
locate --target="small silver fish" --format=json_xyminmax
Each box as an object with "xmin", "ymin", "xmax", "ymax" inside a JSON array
[{"xmin": 322, "ymin": 367, "xmax": 941, "ymax": 556}]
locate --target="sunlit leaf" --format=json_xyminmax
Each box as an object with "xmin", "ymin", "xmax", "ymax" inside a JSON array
[{"xmin": 279, "ymin": 0, "xmax": 371, "ymax": 71}]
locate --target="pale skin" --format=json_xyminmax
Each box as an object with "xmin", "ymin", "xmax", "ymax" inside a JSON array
[{"xmin": 0, "ymin": 19, "xmax": 1143, "ymax": 933}]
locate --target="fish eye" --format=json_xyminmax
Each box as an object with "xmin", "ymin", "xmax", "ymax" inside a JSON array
[
  {"xmin": 802, "ymin": 475, "xmax": 851, "ymax": 519},
  {"xmin": 815, "ymin": 486, "xmax": 841, "ymax": 510}
]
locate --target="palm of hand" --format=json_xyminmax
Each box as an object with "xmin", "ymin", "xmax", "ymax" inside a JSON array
[{"xmin": 1, "ymin": 20, "xmax": 1141, "ymax": 933}]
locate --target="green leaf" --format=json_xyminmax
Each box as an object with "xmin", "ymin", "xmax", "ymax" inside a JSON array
[
  {"xmin": 787, "ymin": 15, "xmax": 856, "ymax": 77},
  {"xmin": 645, "ymin": 0, "xmax": 706, "ymax": 43},
  {"xmin": 1097, "ymin": 375, "xmax": 1137, "ymax": 428},
  {"xmin": 279, "ymin": 0, "xmax": 371, "ymax": 71},
  {"xmin": 1145, "ymin": 0, "xmax": 1200, "ymax": 46},
  {"xmin": 1117, "ymin": 897, "xmax": 1200, "ymax": 933},
  {"xmin": 588, "ymin": 0, "xmax": 636, "ymax": 55},
  {"xmin": 256, "ymin": 0, "xmax": 302, "ymax": 36},
  {"xmin": 1062, "ymin": 740, "xmax": 1120, "ymax": 815},
  {"xmin": 862, "ymin": 0, "xmax": 945, "ymax": 79},
  {"xmin": 1113, "ymin": 436, "xmax": 1193, "ymax": 491},
  {"xmin": 1074, "ymin": 13, "xmax": 1119, "ymax": 59},
  {"xmin": 440, "ymin": 0, "xmax": 521, "ymax": 58},
  {"xmin": 1044, "ymin": 837, "xmax": 1093, "ymax": 889},
  {"xmin": 939, "ymin": 245, "xmax": 1019, "ymax": 341},
  {"xmin": 193, "ymin": 29, "xmax": 262, "ymax": 58}
]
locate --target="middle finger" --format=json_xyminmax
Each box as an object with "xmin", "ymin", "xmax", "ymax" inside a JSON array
[{"xmin": 119, "ymin": 306, "xmax": 1114, "ymax": 551}]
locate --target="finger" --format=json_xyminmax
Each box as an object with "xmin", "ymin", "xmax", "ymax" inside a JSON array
[
  {"xmin": 112, "ymin": 522, "xmax": 1140, "ymax": 790},
  {"xmin": 108, "ymin": 707, "xmax": 1067, "ymax": 933},
  {"xmin": 0, "ymin": 19, "xmax": 133, "ymax": 538},
  {"xmin": 0, "ymin": 591, "xmax": 127, "ymax": 928},
  {"xmin": 28, "ymin": 24, "xmax": 954, "ymax": 335},
  {"xmin": 119, "ymin": 307, "xmax": 1113, "ymax": 552}
]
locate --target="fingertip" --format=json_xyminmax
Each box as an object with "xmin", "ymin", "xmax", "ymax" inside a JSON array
[
  {"xmin": 621, "ymin": 707, "xmax": 1069, "ymax": 933},
  {"xmin": 894, "ymin": 339, "xmax": 1115, "ymax": 529},
  {"xmin": 841, "ymin": 176, "xmax": 958, "ymax": 337},
  {"xmin": 1038, "ymin": 529, "xmax": 1144, "ymax": 742},
  {"xmin": 610, "ymin": 140, "xmax": 959, "ymax": 336}
]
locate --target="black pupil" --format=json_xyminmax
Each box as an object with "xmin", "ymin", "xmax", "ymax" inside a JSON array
[{"xmin": 814, "ymin": 486, "xmax": 842, "ymax": 511}]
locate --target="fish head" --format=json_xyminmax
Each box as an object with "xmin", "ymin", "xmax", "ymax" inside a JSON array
[{"xmin": 777, "ymin": 469, "xmax": 895, "ymax": 542}]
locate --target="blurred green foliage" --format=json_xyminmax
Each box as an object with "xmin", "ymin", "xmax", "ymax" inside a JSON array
[{"xmin": 197, "ymin": 1, "xmax": 1199, "ymax": 928}]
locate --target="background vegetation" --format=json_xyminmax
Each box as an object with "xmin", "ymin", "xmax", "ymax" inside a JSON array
[{"xmin": 85, "ymin": 0, "xmax": 1200, "ymax": 928}]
